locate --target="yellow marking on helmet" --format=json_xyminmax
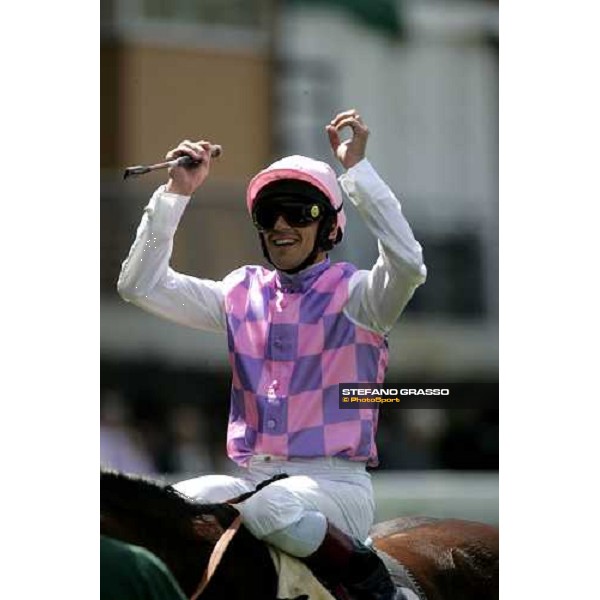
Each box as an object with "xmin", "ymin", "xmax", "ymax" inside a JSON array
[{"xmin": 310, "ymin": 205, "xmax": 320, "ymax": 218}]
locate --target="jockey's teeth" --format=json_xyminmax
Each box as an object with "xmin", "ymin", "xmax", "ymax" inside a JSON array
[{"xmin": 273, "ymin": 240, "xmax": 295, "ymax": 246}]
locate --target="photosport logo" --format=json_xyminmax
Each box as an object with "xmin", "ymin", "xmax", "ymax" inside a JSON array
[{"xmin": 338, "ymin": 383, "xmax": 498, "ymax": 409}]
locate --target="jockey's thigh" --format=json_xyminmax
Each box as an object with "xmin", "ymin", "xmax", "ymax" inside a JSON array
[
  {"xmin": 173, "ymin": 474, "xmax": 253, "ymax": 503},
  {"xmin": 238, "ymin": 457, "xmax": 375, "ymax": 542}
]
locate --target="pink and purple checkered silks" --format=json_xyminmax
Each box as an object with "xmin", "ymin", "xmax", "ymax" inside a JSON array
[{"xmin": 222, "ymin": 259, "xmax": 388, "ymax": 467}]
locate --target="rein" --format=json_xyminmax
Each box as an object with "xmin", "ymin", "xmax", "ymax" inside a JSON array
[
  {"xmin": 190, "ymin": 515, "xmax": 242, "ymax": 600},
  {"xmin": 189, "ymin": 473, "xmax": 288, "ymax": 599}
]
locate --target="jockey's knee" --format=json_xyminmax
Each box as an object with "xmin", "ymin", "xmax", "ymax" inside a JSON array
[
  {"xmin": 238, "ymin": 485, "xmax": 327, "ymax": 557},
  {"xmin": 173, "ymin": 474, "xmax": 251, "ymax": 503},
  {"xmin": 262, "ymin": 511, "xmax": 327, "ymax": 557},
  {"xmin": 237, "ymin": 484, "xmax": 305, "ymax": 538}
]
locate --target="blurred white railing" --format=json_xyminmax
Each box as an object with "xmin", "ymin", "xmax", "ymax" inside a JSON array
[{"xmin": 372, "ymin": 471, "xmax": 498, "ymax": 525}]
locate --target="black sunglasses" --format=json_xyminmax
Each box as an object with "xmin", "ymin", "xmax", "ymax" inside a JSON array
[{"xmin": 252, "ymin": 199, "xmax": 326, "ymax": 231}]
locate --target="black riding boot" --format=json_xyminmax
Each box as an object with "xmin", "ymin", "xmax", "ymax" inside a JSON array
[{"xmin": 302, "ymin": 521, "xmax": 400, "ymax": 600}]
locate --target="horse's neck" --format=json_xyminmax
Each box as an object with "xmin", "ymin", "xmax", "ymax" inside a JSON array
[
  {"xmin": 100, "ymin": 472, "xmax": 279, "ymax": 599},
  {"xmin": 101, "ymin": 509, "xmax": 214, "ymax": 595},
  {"xmin": 202, "ymin": 524, "xmax": 279, "ymax": 600},
  {"xmin": 101, "ymin": 510, "xmax": 278, "ymax": 599}
]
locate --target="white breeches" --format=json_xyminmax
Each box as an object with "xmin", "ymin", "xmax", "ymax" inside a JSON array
[{"xmin": 174, "ymin": 455, "xmax": 375, "ymax": 555}]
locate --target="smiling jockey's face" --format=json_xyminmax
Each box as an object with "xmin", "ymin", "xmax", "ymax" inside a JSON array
[{"xmin": 262, "ymin": 215, "xmax": 325, "ymax": 271}]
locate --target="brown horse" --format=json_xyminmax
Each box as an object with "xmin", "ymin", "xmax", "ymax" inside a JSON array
[{"xmin": 100, "ymin": 470, "xmax": 498, "ymax": 600}]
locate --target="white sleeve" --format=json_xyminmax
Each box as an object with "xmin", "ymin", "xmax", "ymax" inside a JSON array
[
  {"xmin": 117, "ymin": 186, "xmax": 227, "ymax": 332},
  {"xmin": 339, "ymin": 159, "xmax": 427, "ymax": 334}
]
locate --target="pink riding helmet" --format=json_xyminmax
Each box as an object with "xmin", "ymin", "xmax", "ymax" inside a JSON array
[{"xmin": 246, "ymin": 155, "xmax": 347, "ymax": 237}]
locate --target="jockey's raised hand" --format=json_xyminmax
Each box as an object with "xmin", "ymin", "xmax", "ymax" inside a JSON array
[
  {"xmin": 165, "ymin": 139, "xmax": 213, "ymax": 196},
  {"xmin": 326, "ymin": 109, "xmax": 370, "ymax": 170}
]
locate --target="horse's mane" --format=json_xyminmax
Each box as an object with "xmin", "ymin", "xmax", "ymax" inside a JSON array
[
  {"xmin": 100, "ymin": 469, "xmax": 278, "ymax": 599},
  {"xmin": 100, "ymin": 469, "xmax": 234, "ymax": 595},
  {"xmin": 100, "ymin": 468, "xmax": 237, "ymax": 528}
]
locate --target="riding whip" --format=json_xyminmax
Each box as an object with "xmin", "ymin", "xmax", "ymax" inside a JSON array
[{"xmin": 123, "ymin": 144, "xmax": 223, "ymax": 180}]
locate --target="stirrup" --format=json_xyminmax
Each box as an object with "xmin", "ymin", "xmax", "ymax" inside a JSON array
[
  {"xmin": 346, "ymin": 556, "xmax": 398, "ymax": 600},
  {"xmin": 302, "ymin": 521, "xmax": 398, "ymax": 600}
]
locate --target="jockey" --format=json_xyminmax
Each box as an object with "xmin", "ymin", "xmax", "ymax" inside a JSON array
[{"xmin": 118, "ymin": 109, "xmax": 427, "ymax": 600}]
